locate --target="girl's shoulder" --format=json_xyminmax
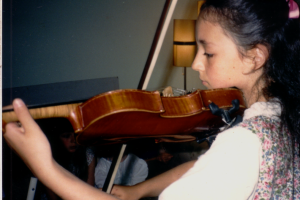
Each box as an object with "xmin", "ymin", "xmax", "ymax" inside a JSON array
[
  {"xmin": 243, "ymin": 100, "xmax": 281, "ymax": 121},
  {"xmin": 239, "ymin": 100, "xmax": 282, "ymax": 138}
]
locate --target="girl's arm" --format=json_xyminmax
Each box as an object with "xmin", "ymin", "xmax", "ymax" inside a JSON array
[
  {"xmin": 3, "ymin": 99, "xmax": 119, "ymax": 200},
  {"xmin": 87, "ymin": 156, "xmax": 96, "ymax": 186},
  {"xmin": 111, "ymin": 160, "xmax": 196, "ymax": 200}
]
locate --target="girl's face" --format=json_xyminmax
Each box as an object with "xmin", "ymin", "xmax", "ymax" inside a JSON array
[
  {"xmin": 192, "ymin": 19, "xmax": 251, "ymax": 91},
  {"xmin": 59, "ymin": 132, "xmax": 78, "ymax": 153}
]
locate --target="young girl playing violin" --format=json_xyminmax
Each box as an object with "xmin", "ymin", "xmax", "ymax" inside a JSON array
[{"xmin": 4, "ymin": 0, "xmax": 300, "ymax": 199}]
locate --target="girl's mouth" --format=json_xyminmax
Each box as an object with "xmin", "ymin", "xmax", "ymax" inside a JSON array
[{"xmin": 69, "ymin": 146, "xmax": 77, "ymax": 150}]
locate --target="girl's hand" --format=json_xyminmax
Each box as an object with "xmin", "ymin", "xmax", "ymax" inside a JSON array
[
  {"xmin": 111, "ymin": 185, "xmax": 141, "ymax": 200},
  {"xmin": 3, "ymin": 98, "xmax": 54, "ymax": 174},
  {"xmin": 4, "ymin": 99, "xmax": 120, "ymax": 200},
  {"xmin": 158, "ymin": 152, "xmax": 173, "ymax": 163}
]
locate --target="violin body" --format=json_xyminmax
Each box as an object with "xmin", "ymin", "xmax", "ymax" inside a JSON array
[
  {"xmin": 2, "ymin": 88, "xmax": 246, "ymax": 145},
  {"xmin": 72, "ymin": 88, "xmax": 246, "ymax": 145}
]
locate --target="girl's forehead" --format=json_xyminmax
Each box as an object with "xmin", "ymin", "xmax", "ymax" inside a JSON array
[
  {"xmin": 196, "ymin": 18, "xmax": 238, "ymax": 47},
  {"xmin": 196, "ymin": 20, "xmax": 223, "ymax": 41},
  {"xmin": 60, "ymin": 131, "xmax": 74, "ymax": 135},
  {"xmin": 197, "ymin": 18, "xmax": 225, "ymax": 33},
  {"xmin": 60, "ymin": 132, "xmax": 74, "ymax": 138}
]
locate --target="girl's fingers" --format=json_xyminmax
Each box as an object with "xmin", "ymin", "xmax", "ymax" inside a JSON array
[
  {"xmin": 5, "ymin": 121, "xmax": 20, "ymax": 130},
  {"xmin": 4, "ymin": 122, "xmax": 26, "ymax": 150},
  {"xmin": 4, "ymin": 121, "xmax": 25, "ymax": 136}
]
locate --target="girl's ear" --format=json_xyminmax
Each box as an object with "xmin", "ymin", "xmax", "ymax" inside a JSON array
[{"xmin": 243, "ymin": 44, "xmax": 269, "ymax": 74}]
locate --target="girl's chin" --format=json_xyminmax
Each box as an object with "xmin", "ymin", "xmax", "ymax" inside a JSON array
[
  {"xmin": 202, "ymin": 82, "xmax": 212, "ymax": 89},
  {"xmin": 68, "ymin": 147, "xmax": 77, "ymax": 153}
]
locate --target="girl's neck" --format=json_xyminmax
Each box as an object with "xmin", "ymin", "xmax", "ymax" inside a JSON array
[
  {"xmin": 244, "ymin": 92, "xmax": 267, "ymax": 107},
  {"xmin": 237, "ymin": 74, "xmax": 267, "ymax": 107},
  {"xmin": 242, "ymin": 83, "xmax": 267, "ymax": 107}
]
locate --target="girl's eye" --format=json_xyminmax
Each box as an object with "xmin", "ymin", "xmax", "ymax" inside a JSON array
[
  {"xmin": 60, "ymin": 132, "xmax": 73, "ymax": 138},
  {"xmin": 203, "ymin": 52, "xmax": 213, "ymax": 58}
]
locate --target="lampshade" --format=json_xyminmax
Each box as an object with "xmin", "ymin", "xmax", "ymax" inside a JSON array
[{"xmin": 173, "ymin": 19, "xmax": 196, "ymax": 67}]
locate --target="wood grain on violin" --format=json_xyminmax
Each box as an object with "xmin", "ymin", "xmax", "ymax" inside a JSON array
[{"xmin": 2, "ymin": 88, "xmax": 246, "ymax": 145}]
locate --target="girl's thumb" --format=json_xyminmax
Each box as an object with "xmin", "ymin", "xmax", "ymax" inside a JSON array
[{"xmin": 13, "ymin": 99, "xmax": 37, "ymax": 130}]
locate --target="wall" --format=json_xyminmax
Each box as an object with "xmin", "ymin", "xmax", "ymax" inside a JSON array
[
  {"xmin": 147, "ymin": 0, "xmax": 206, "ymax": 91},
  {"xmin": 3, "ymin": 0, "xmax": 205, "ymax": 91}
]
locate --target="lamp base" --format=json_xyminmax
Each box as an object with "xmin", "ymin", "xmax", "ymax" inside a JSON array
[{"xmin": 183, "ymin": 67, "xmax": 187, "ymax": 91}]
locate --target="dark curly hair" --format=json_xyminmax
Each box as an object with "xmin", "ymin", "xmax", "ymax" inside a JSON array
[
  {"xmin": 199, "ymin": 0, "xmax": 300, "ymax": 147},
  {"xmin": 38, "ymin": 118, "xmax": 88, "ymax": 181}
]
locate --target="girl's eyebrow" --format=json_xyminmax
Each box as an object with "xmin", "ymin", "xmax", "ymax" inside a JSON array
[
  {"xmin": 199, "ymin": 39, "xmax": 207, "ymax": 45},
  {"xmin": 199, "ymin": 39, "xmax": 216, "ymax": 47}
]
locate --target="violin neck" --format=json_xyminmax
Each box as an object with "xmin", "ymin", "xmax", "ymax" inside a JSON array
[{"xmin": 2, "ymin": 103, "xmax": 81, "ymax": 123}]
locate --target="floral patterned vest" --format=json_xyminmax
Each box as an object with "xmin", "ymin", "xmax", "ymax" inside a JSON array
[{"xmin": 239, "ymin": 116, "xmax": 300, "ymax": 200}]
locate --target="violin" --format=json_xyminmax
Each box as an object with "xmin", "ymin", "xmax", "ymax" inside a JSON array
[{"xmin": 2, "ymin": 88, "xmax": 246, "ymax": 145}]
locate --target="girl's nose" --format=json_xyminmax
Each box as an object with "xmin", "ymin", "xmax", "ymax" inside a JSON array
[
  {"xmin": 70, "ymin": 133, "xmax": 76, "ymax": 143},
  {"xmin": 191, "ymin": 51, "xmax": 204, "ymax": 72}
]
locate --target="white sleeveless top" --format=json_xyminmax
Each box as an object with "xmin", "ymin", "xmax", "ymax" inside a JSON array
[{"xmin": 159, "ymin": 101, "xmax": 291, "ymax": 200}]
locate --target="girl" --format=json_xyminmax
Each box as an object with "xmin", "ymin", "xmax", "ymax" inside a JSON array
[
  {"xmin": 50, "ymin": 119, "xmax": 95, "ymax": 186},
  {"xmin": 4, "ymin": 0, "xmax": 300, "ymax": 199},
  {"xmin": 38, "ymin": 119, "xmax": 95, "ymax": 199}
]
